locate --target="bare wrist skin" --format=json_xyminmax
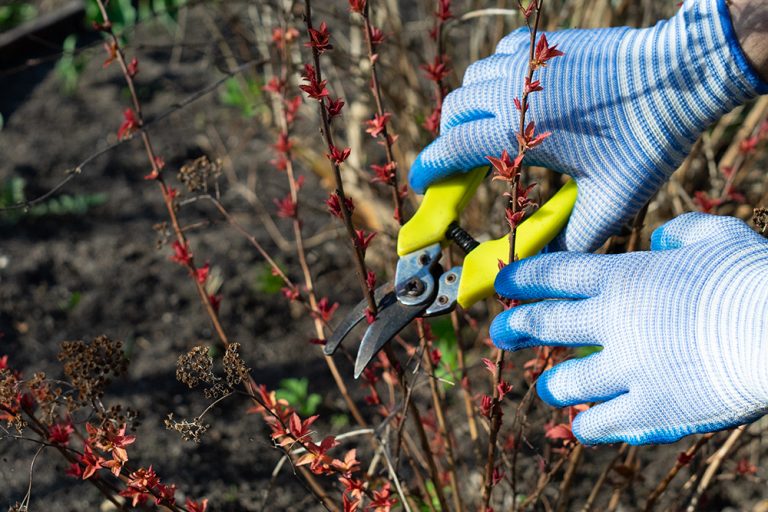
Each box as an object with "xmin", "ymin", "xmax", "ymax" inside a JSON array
[{"xmin": 728, "ymin": 0, "xmax": 768, "ymax": 81}]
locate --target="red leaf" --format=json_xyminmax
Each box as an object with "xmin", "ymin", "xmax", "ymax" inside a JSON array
[
  {"xmin": 305, "ymin": 21, "xmax": 333, "ymax": 54},
  {"xmin": 531, "ymin": 34, "xmax": 565, "ymax": 70},
  {"xmin": 348, "ymin": 0, "xmax": 367, "ymax": 13},
  {"xmin": 117, "ymin": 108, "xmax": 139, "ymax": 140},
  {"xmin": 327, "ymin": 145, "xmax": 351, "ymax": 165},
  {"xmin": 170, "ymin": 241, "xmax": 192, "ymax": 266},
  {"xmin": 366, "ymin": 112, "xmax": 391, "ymax": 138}
]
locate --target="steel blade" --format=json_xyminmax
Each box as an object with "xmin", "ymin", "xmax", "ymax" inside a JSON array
[
  {"xmin": 354, "ymin": 300, "xmax": 424, "ymax": 378},
  {"xmin": 324, "ymin": 283, "xmax": 392, "ymax": 355}
]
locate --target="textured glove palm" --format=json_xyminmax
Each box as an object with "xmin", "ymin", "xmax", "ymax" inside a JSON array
[
  {"xmin": 491, "ymin": 213, "xmax": 768, "ymax": 445},
  {"xmin": 410, "ymin": 0, "xmax": 767, "ymax": 251}
]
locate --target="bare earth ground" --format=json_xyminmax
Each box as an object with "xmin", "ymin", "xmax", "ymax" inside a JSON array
[{"xmin": 1, "ymin": 3, "xmax": 768, "ymax": 512}]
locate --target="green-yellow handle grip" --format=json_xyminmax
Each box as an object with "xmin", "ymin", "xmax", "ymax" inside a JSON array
[
  {"xmin": 457, "ymin": 179, "xmax": 577, "ymax": 308},
  {"xmin": 397, "ymin": 167, "xmax": 487, "ymax": 256}
]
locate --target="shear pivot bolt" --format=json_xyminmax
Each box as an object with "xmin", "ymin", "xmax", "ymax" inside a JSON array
[
  {"xmin": 437, "ymin": 295, "xmax": 449, "ymax": 305},
  {"xmin": 418, "ymin": 253, "xmax": 431, "ymax": 266},
  {"xmin": 405, "ymin": 278, "xmax": 425, "ymax": 297},
  {"xmin": 445, "ymin": 273, "xmax": 457, "ymax": 284}
]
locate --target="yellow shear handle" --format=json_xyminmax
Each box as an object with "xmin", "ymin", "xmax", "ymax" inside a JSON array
[
  {"xmin": 396, "ymin": 169, "xmax": 578, "ymax": 308},
  {"xmin": 397, "ymin": 167, "xmax": 487, "ymax": 257},
  {"xmin": 458, "ymin": 180, "xmax": 577, "ymax": 308}
]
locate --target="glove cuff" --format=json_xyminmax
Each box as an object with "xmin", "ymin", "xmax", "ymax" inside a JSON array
[{"xmin": 668, "ymin": 0, "xmax": 768, "ymax": 120}]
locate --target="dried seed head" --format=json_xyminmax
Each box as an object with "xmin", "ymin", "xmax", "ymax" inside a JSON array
[
  {"xmin": 176, "ymin": 346, "xmax": 216, "ymax": 389},
  {"xmin": 165, "ymin": 413, "xmax": 209, "ymax": 443},
  {"xmin": 223, "ymin": 343, "xmax": 250, "ymax": 388},
  {"xmin": 0, "ymin": 369, "xmax": 18, "ymax": 407},
  {"xmin": 58, "ymin": 336, "xmax": 128, "ymax": 406},
  {"xmin": 177, "ymin": 156, "xmax": 222, "ymax": 193}
]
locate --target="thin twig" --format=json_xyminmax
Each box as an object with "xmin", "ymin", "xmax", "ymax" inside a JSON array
[
  {"xmin": 686, "ymin": 427, "xmax": 745, "ymax": 512},
  {"xmin": 644, "ymin": 434, "xmax": 713, "ymax": 511}
]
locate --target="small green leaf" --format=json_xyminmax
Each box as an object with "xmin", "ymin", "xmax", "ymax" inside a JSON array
[{"xmin": 253, "ymin": 263, "xmax": 284, "ymax": 294}]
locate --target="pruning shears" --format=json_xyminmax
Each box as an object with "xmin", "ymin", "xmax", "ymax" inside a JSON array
[{"xmin": 324, "ymin": 167, "xmax": 578, "ymax": 378}]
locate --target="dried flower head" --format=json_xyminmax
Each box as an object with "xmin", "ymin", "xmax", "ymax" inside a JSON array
[
  {"xmin": 222, "ymin": 343, "xmax": 250, "ymax": 388},
  {"xmin": 177, "ymin": 156, "xmax": 222, "ymax": 193},
  {"xmin": 58, "ymin": 336, "xmax": 127, "ymax": 406},
  {"xmin": 176, "ymin": 346, "xmax": 215, "ymax": 389},
  {"xmin": 165, "ymin": 413, "xmax": 210, "ymax": 443}
]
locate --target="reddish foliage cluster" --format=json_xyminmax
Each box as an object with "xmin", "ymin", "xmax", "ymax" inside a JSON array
[{"xmin": 249, "ymin": 384, "xmax": 395, "ymax": 510}]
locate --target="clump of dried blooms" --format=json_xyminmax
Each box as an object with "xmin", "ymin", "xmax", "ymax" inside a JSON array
[
  {"xmin": 176, "ymin": 346, "xmax": 215, "ymax": 389},
  {"xmin": 176, "ymin": 344, "xmax": 240, "ymax": 400},
  {"xmin": 165, "ymin": 413, "xmax": 210, "ymax": 443},
  {"xmin": 223, "ymin": 343, "xmax": 250, "ymax": 388},
  {"xmin": 58, "ymin": 336, "xmax": 128, "ymax": 406},
  {"xmin": 177, "ymin": 155, "xmax": 222, "ymax": 193}
]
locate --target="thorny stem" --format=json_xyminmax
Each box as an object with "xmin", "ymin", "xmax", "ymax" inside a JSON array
[
  {"xmin": 360, "ymin": 0, "xmax": 405, "ymax": 223},
  {"xmin": 94, "ymin": 0, "xmax": 229, "ymax": 347},
  {"xmin": 303, "ymin": 0, "xmax": 378, "ymax": 316},
  {"xmin": 270, "ymin": 12, "xmax": 367, "ymax": 429}
]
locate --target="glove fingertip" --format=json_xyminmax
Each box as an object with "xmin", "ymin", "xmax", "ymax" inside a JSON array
[
  {"xmin": 489, "ymin": 313, "xmax": 536, "ymax": 352},
  {"xmin": 408, "ymin": 156, "xmax": 431, "ymax": 194},
  {"xmin": 536, "ymin": 372, "xmax": 569, "ymax": 408}
]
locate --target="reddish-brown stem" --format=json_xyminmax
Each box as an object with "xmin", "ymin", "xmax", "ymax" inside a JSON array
[
  {"xmin": 481, "ymin": 347, "xmax": 506, "ymax": 510},
  {"xmin": 303, "ymin": 0, "xmax": 378, "ymax": 316},
  {"xmin": 359, "ymin": 1, "xmax": 405, "ymax": 223},
  {"xmin": 94, "ymin": 0, "xmax": 229, "ymax": 347},
  {"xmin": 93, "ymin": 5, "xmax": 336, "ymax": 509},
  {"xmin": 267, "ymin": 15, "xmax": 367, "ymax": 429}
]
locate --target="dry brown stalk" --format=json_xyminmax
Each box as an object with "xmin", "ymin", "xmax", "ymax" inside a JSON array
[
  {"xmin": 518, "ymin": 444, "xmax": 575, "ymax": 510},
  {"xmin": 555, "ymin": 443, "xmax": 584, "ymax": 512},
  {"xmin": 383, "ymin": 345, "xmax": 451, "ymax": 511},
  {"xmin": 580, "ymin": 445, "xmax": 628, "ymax": 512},
  {"xmin": 607, "ymin": 445, "xmax": 638, "ymax": 511}
]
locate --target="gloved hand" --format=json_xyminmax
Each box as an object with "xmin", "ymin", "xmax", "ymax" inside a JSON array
[
  {"xmin": 410, "ymin": 0, "xmax": 768, "ymax": 252},
  {"xmin": 490, "ymin": 213, "xmax": 768, "ymax": 445}
]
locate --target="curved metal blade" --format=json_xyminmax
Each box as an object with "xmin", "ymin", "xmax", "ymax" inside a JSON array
[
  {"xmin": 324, "ymin": 283, "xmax": 392, "ymax": 356},
  {"xmin": 354, "ymin": 299, "xmax": 425, "ymax": 378}
]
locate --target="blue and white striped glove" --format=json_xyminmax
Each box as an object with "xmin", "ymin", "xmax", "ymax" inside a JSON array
[
  {"xmin": 410, "ymin": 0, "xmax": 768, "ymax": 252},
  {"xmin": 491, "ymin": 213, "xmax": 768, "ymax": 445}
]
